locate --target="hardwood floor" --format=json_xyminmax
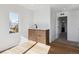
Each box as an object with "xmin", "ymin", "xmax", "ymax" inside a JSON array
[
  {"xmin": 48, "ymin": 32, "xmax": 79, "ymax": 54},
  {"xmin": 48, "ymin": 42, "xmax": 79, "ymax": 54}
]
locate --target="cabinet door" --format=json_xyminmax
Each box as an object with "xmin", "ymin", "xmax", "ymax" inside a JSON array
[
  {"xmin": 28, "ymin": 29, "xmax": 49, "ymax": 44},
  {"xmin": 37, "ymin": 30, "xmax": 46, "ymax": 44},
  {"xmin": 28, "ymin": 29, "xmax": 37, "ymax": 42}
]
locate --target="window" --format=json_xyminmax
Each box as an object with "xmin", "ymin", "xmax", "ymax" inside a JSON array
[{"xmin": 9, "ymin": 12, "xmax": 19, "ymax": 33}]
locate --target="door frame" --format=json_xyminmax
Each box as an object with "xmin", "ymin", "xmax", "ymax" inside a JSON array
[{"xmin": 56, "ymin": 16, "xmax": 68, "ymax": 39}]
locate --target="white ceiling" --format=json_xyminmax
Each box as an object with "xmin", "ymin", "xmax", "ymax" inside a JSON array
[
  {"xmin": 20, "ymin": 4, "xmax": 79, "ymax": 11},
  {"xmin": 51, "ymin": 4, "xmax": 79, "ymax": 11}
]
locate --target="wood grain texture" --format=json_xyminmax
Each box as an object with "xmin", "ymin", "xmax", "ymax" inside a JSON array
[
  {"xmin": 48, "ymin": 41, "xmax": 79, "ymax": 54},
  {"xmin": 28, "ymin": 29, "xmax": 49, "ymax": 45}
]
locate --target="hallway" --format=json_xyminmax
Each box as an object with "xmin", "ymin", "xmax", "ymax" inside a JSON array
[{"xmin": 58, "ymin": 32, "xmax": 67, "ymax": 40}]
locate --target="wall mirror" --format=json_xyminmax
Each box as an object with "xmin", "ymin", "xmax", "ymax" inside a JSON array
[{"xmin": 9, "ymin": 12, "xmax": 19, "ymax": 33}]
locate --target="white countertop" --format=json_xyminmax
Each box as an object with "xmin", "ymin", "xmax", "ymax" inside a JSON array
[{"xmin": 29, "ymin": 28, "xmax": 49, "ymax": 30}]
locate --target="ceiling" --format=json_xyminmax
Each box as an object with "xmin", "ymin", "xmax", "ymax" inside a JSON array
[
  {"xmin": 51, "ymin": 4, "xmax": 79, "ymax": 11},
  {"xmin": 20, "ymin": 4, "xmax": 79, "ymax": 11}
]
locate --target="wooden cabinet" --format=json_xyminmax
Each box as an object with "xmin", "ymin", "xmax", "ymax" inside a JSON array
[{"xmin": 28, "ymin": 29, "xmax": 49, "ymax": 45}]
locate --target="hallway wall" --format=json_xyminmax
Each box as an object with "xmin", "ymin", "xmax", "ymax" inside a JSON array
[{"xmin": 68, "ymin": 10, "xmax": 79, "ymax": 42}]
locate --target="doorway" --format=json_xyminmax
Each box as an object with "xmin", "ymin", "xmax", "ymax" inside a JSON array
[{"xmin": 58, "ymin": 16, "xmax": 67, "ymax": 40}]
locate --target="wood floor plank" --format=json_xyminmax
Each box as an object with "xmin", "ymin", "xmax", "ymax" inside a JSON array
[{"xmin": 48, "ymin": 41, "xmax": 79, "ymax": 54}]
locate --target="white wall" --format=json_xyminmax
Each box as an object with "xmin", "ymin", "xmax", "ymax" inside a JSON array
[
  {"xmin": 18, "ymin": 6, "xmax": 33, "ymax": 39},
  {"xmin": 50, "ymin": 8, "xmax": 57, "ymax": 42},
  {"xmin": 33, "ymin": 5, "xmax": 50, "ymax": 29},
  {"xmin": 0, "ymin": 5, "xmax": 33, "ymax": 51},
  {"xmin": 68, "ymin": 10, "xmax": 79, "ymax": 42},
  {"xmin": 0, "ymin": 5, "xmax": 20, "ymax": 51}
]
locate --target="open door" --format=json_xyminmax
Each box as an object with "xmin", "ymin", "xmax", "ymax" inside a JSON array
[{"xmin": 58, "ymin": 16, "xmax": 67, "ymax": 40}]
